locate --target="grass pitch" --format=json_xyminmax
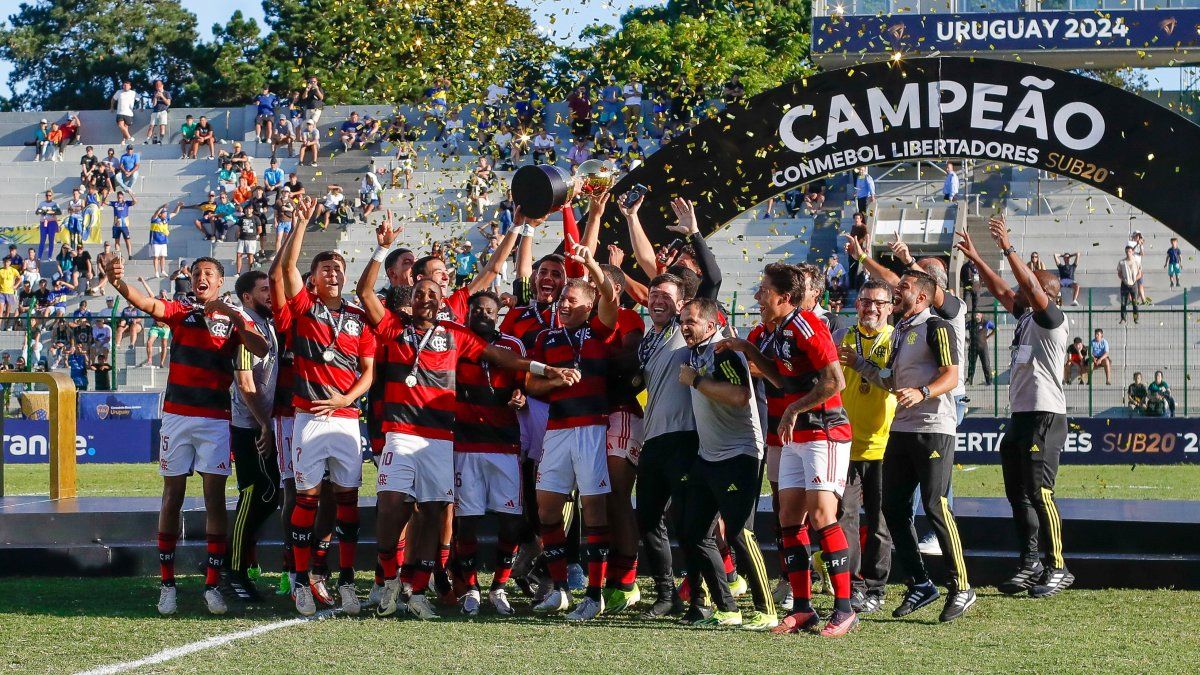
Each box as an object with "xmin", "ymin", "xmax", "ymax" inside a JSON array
[{"xmin": 1, "ymin": 575, "xmax": 1197, "ymax": 674}]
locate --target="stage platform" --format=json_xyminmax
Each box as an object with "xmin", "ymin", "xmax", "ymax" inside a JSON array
[{"xmin": 1, "ymin": 495, "xmax": 1197, "ymax": 588}]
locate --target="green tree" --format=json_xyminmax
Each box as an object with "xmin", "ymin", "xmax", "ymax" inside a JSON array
[
  {"xmin": 0, "ymin": 0, "xmax": 200, "ymax": 110},
  {"xmin": 188, "ymin": 11, "xmax": 273, "ymax": 106}
]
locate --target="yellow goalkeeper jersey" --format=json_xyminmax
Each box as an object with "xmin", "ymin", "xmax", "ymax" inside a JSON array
[{"xmin": 838, "ymin": 324, "xmax": 896, "ymax": 461}]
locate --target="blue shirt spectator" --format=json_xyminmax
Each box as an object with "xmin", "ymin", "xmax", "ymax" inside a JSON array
[
  {"xmin": 855, "ymin": 172, "xmax": 875, "ymax": 199},
  {"xmin": 455, "ymin": 249, "xmax": 478, "ymax": 279},
  {"xmin": 263, "ymin": 166, "xmax": 284, "ymax": 189},
  {"xmin": 109, "ymin": 198, "xmax": 134, "ymax": 220},
  {"xmin": 256, "ymin": 92, "xmax": 280, "ymax": 117},
  {"xmin": 118, "ymin": 151, "xmax": 140, "ymax": 173},
  {"xmin": 1090, "ymin": 336, "xmax": 1109, "ymax": 359},
  {"xmin": 68, "ymin": 352, "xmax": 88, "ymax": 387}
]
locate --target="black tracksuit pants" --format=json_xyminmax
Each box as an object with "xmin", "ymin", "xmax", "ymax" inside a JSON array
[
  {"xmin": 635, "ymin": 430, "xmax": 699, "ymax": 589},
  {"xmin": 230, "ymin": 424, "xmax": 282, "ymax": 573},
  {"xmin": 999, "ymin": 411, "xmax": 1067, "ymax": 570},
  {"xmin": 838, "ymin": 458, "xmax": 891, "ymax": 595}
]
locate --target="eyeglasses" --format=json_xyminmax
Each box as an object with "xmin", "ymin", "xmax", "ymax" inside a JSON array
[{"xmin": 857, "ymin": 298, "xmax": 893, "ymax": 309}]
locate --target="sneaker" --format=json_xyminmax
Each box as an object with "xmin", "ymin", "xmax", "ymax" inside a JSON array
[
  {"xmin": 939, "ymin": 588, "xmax": 977, "ymax": 622},
  {"xmin": 276, "ymin": 572, "xmax": 294, "ymax": 596},
  {"xmin": 728, "ymin": 574, "xmax": 748, "ymax": 598},
  {"xmin": 461, "ymin": 589, "xmax": 481, "ymax": 616},
  {"xmin": 850, "ymin": 588, "xmax": 866, "ymax": 613},
  {"xmin": 567, "ymin": 563, "xmax": 586, "ymax": 591},
  {"xmin": 565, "ymin": 596, "xmax": 604, "ymax": 621},
  {"xmin": 338, "ymin": 583, "xmax": 361, "ymax": 616},
  {"xmin": 770, "ymin": 608, "xmax": 821, "ymax": 634},
  {"xmin": 892, "ymin": 581, "xmax": 940, "ymax": 618},
  {"xmin": 917, "ymin": 534, "xmax": 943, "ymax": 556},
  {"xmin": 489, "ymin": 587, "xmax": 515, "ymax": 616},
  {"xmin": 247, "ymin": 564, "xmax": 262, "ymax": 581},
  {"xmin": 365, "ymin": 582, "xmax": 385, "ymax": 608},
  {"xmin": 679, "ymin": 604, "xmax": 714, "ymax": 625},
  {"xmin": 820, "ymin": 609, "xmax": 859, "ymax": 637},
  {"xmin": 310, "ymin": 577, "xmax": 335, "ymax": 606},
  {"xmin": 997, "ymin": 562, "xmax": 1045, "ymax": 595},
  {"xmin": 228, "ymin": 572, "xmax": 263, "ymax": 602},
  {"xmin": 603, "ymin": 584, "xmax": 641, "ymax": 613},
  {"xmin": 533, "ymin": 588, "xmax": 570, "ymax": 613},
  {"xmin": 376, "ymin": 579, "xmax": 404, "ymax": 617},
  {"xmin": 860, "ymin": 592, "xmax": 886, "ymax": 614},
  {"xmin": 204, "ymin": 588, "xmax": 228, "ymax": 615},
  {"xmin": 1029, "ymin": 568, "xmax": 1075, "ymax": 599},
  {"xmin": 157, "ymin": 585, "xmax": 177, "ymax": 616},
  {"xmin": 515, "ymin": 571, "xmax": 542, "ymax": 599},
  {"xmin": 407, "ymin": 593, "xmax": 440, "ymax": 620},
  {"xmin": 772, "ymin": 578, "xmax": 794, "ymax": 613},
  {"xmin": 641, "ymin": 587, "xmax": 684, "ymax": 618},
  {"xmin": 293, "ymin": 584, "xmax": 316, "ymax": 616},
  {"xmin": 742, "ymin": 611, "xmax": 779, "ymax": 631},
  {"xmin": 695, "ymin": 609, "xmax": 742, "ymax": 627}
]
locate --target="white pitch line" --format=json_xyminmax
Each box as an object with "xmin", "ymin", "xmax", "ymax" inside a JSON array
[{"xmin": 76, "ymin": 608, "xmax": 340, "ymax": 675}]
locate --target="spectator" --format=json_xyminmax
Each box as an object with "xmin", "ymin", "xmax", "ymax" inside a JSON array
[
  {"xmin": 845, "ymin": 212, "xmax": 870, "ymax": 292},
  {"xmin": 483, "ymin": 80, "xmax": 510, "ymax": 121},
  {"xmin": 359, "ymin": 171, "xmax": 382, "ymax": 221},
  {"xmin": 54, "ymin": 113, "xmax": 81, "ymax": 159},
  {"xmin": 109, "ymin": 81, "xmax": 137, "ymax": 143},
  {"xmin": 827, "ymin": 297, "xmax": 853, "ymax": 333},
  {"xmin": 190, "ymin": 191, "xmax": 220, "ymax": 240},
  {"xmin": 68, "ymin": 343, "xmax": 89, "ymax": 390},
  {"xmin": 531, "ymin": 128, "xmax": 557, "ymax": 165},
  {"xmin": 855, "ymin": 166, "xmax": 875, "ymax": 215},
  {"xmin": 315, "ymin": 185, "xmax": 345, "ymax": 230},
  {"xmin": 1053, "ymin": 251, "xmax": 1081, "ymax": 306},
  {"xmin": 32, "ymin": 278, "xmax": 53, "ymax": 319},
  {"xmin": 599, "ymin": 77, "xmax": 622, "ymax": 129},
  {"xmin": 35, "ymin": 190, "xmax": 62, "ymax": 260},
  {"xmin": 44, "ymin": 122, "xmax": 62, "ymax": 161},
  {"xmin": 455, "ymin": 241, "xmax": 479, "ymax": 286},
  {"xmin": 1148, "ymin": 371, "xmax": 1176, "ymax": 417},
  {"xmin": 212, "ymin": 191, "xmax": 237, "ymax": 240},
  {"xmin": 221, "ymin": 141, "xmax": 249, "ymax": 172},
  {"xmin": 115, "ymin": 145, "xmax": 141, "ymax": 193},
  {"xmin": 424, "ymin": 77, "xmax": 450, "ymax": 136},
  {"xmin": 1028, "ymin": 251, "xmax": 1046, "ymax": 271},
  {"xmin": 284, "ymin": 172, "xmax": 304, "ymax": 196},
  {"xmin": 32, "ymin": 118, "xmax": 51, "ymax": 161},
  {"xmin": 261, "ymin": 158, "xmax": 284, "ymax": 197},
  {"xmin": 90, "ymin": 352, "xmax": 113, "ymax": 391},
  {"xmin": 47, "ymin": 276, "xmax": 75, "ymax": 317},
  {"xmin": 392, "ymin": 139, "xmax": 416, "ymax": 187},
  {"xmin": 21, "ymin": 248, "xmax": 40, "ymax": 287},
  {"xmin": 17, "ymin": 281, "xmax": 36, "ymax": 317},
  {"xmin": 193, "ymin": 115, "xmax": 216, "ymax": 160},
  {"xmin": 79, "ymin": 146, "xmax": 99, "ymax": 182},
  {"xmin": 1064, "ymin": 337, "xmax": 1088, "ymax": 385},
  {"xmin": 943, "ymin": 161, "xmax": 959, "ymax": 201},
  {"xmin": 0, "ymin": 259, "xmax": 19, "ymax": 329},
  {"xmin": 1128, "ymin": 230, "xmax": 1148, "ymax": 304},
  {"xmin": 1165, "ymin": 237, "xmax": 1183, "ymax": 288},
  {"xmin": 622, "ymin": 78, "xmax": 644, "ymax": 135},
  {"xmin": 144, "ymin": 80, "xmax": 171, "ymax": 144},
  {"xmin": 620, "ymin": 137, "xmax": 645, "ymax": 172},
  {"xmin": 566, "ymin": 137, "xmax": 591, "ymax": 170},
  {"xmin": 804, "ymin": 179, "xmax": 826, "ymax": 214},
  {"xmin": 273, "ymin": 114, "xmax": 296, "ymax": 157},
  {"xmin": 1126, "ymin": 372, "xmax": 1148, "ymax": 414},
  {"xmin": 824, "ymin": 254, "xmax": 847, "ymax": 302},
  {"xmin": 287, "ymin": 89, "xmax": 304, "ymax": 123},
  {"xmin": 49, "ymin": 319, "xmax": 71, "ymax": 368},
  {"xmin": 722, "ymin": 74, "xmax": 745, "ymax": 103},
  {"xmin": 567, "ymin": 85, "xmax": 592, "ymax": 140},
  {"xmin": 90, "ymin": 317, "xmax": 112, "ymax": 359},
  {"xmin": 442, "ymin": 110, "xmax": 466, "ymax": 153},
  {"xmin": 73, "ymin": 244, "xmax": 93, "ymax": 290},
  {"xmin": 302, "ymin": 76, "xmax": 326, "ymax": 124},
  {"xmin": 234, "ymin": 205, "xmax": 262, "ymax": 274},
  {"xmin": 142, "ymin": 314, "xmax": 170, "ymax": 367},
  {"xmin": 55, "ymin": 244, "xmax": 76, "ymax": 285},
  {"xmin": 254, "ymin": 85, "xmax": 281, "ymax": 142},
  {"xmin": 244, "ymin": 186, "xmax": 270, "ymax": 231},
  {"xmin": 177, "ymin": 114, "xmax": 197, "ymax": 159},
  {"xmin": 108, "ymin": 191, "xmax": 136, "ymax": 258},
  {"xmin": 1089, "ymin": 328, "xmax": 1112, "ymax": 385},
  {"xmin": 64, "ymin": 187, "xmax": 85, "ymax": 249},
  {"xmin": 91, "ymin": 242, "xmax": 114, "ymax": 296},
  {"xmin": 966, "ymin": 311, "xmax": 995, "ymax": 385},
  {"xmin": 217, "ymin": 160, "xmax": 238, "ymax": 194},
  {"xmin": 149, "ymin": 202, "xmax": 183, "ymax": 278},
  {"xmin": 496, "ymin": 190, "xmax": 514, "ymax": 235},
  {"xmin": 466, "ymin": 157, "xmax": 495, "ymax": 222},
  {"xmin": 489, "ymin": 123, "xmax": 515, "ymax": 170},
  {"xmin": 1117, "ymin": 245, "xmax": 1140, "ymax": 325},
  {"xmin": 299, "ymin": 120, "xmax": 320, "ymax": 167},
  {"xmin": 340, "ymin": 111, "xmax": 365, "ymax": 152},
  {"xmin": 231, "ymin": 177, "xmax": 252, "ymax": 205},
  {"xmin": 168, "ymin": 263, "xmax": 191, "ymax": 301},
  {"xmin": 274, "ymin": 188, "xmax": 295, "ymax": 251},
  {"xmin": 115, "ymin": 301, "xmax": 143, "ymax": 348}
]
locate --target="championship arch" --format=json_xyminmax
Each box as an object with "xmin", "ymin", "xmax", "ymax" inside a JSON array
[{"xmin": 599, "ymin": 56, "xmax": 1200, "ymax": 270}]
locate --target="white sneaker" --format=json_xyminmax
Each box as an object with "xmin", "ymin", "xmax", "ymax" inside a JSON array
[
  {"xmin": 566, "ymin": 596, "xmax": 604, "ymax": 622},
  {"xmin": 204, "ymin": 588, "xmax": 227, "ymax": 615},
  {"xmin": 293, "ymin": 584, "xmax": 316, "ymax": 616},
  {"xmin": 375, "ymin": 579, "xmax": 403, "ymax": 617},
  {"xmin": 157, "ymin": 585, "xmax": 177, "ymax": 616},
  {"xmin": 533, "ymin": 588, "xmax": 570, "ymax": 613},
  {"xmin": 918, "ymin": 535, "xmax": 943, "ymax": 556},
  {"xmin": 489, "ymin": 587, "xmax": 515, "ymax": 616},
  {"xmin": 773, "ymin": 578, "xmax": 794, "ymax": 613},
  {"xmin": 365, "ymin": 582, "xmax": 385, "ymax": 608},
  {"xmin": 338, "ymin": 583, "xmax": 360, "ymax": 616},
  {"xmin": 407, "ymin": 593, "xmax": 439, "ymax": 620},
  {"xmin": 461, "ymin": 589, "xmax": 481, "ymax": 616}
]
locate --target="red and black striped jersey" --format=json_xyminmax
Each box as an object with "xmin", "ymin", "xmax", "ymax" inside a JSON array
[
  {"xmin": 607, "ymin": 307, "xmax": 645, "ymax": 417},
  {"xmin": 455, "ymin": 332, "xmax": 524, "ymax": 454},
  {"xmin": 499, "ymin": 301, "xmax": 555, "ymax": 352},
  {"xmin": 287, "ymin": 290, "xmax": 376, "ymax": 419},
  {"xmin": 272, "ymin": 301, "xmax": 296, "ymax": 418},
  {"xmin": 748, "ymin": 321, "xmax": 785, "ymax": 446},
  {"xmin": 533, "ymin": 314, "xmax": 616, "ymax": 430},
  {"xmin": 436, "ymin": 286, "xmax": 470, "ymax": 323},
  {"xmin": 374, "ymin": 312, "xmax": 486, "ymax": 440},
  {"xmin": 161, "ymin": 299, "xmax": 243, "ymax": 420},
  {"xmin": 759, "ymin": 309, "xmax": 852, "ymax": 443}
]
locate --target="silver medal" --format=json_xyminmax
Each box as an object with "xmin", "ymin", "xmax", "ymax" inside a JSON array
[
  {"xmin": 322, "ymin": 349, "xmax": 336, "ymax": 363},
  {"xmin": 404, "ymin": 374, "xmax": 418, "ymax": 387}
]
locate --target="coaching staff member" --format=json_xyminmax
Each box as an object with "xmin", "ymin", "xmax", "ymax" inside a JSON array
[
  {"xmin": 840, "ymin": 269, "xmax": 974, "ymax": 622},
  {"xmin": 956, "ymin": 218, "xmax": 1073, "ymax": 598}
]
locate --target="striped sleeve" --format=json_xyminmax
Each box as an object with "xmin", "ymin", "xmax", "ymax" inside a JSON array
[
  {"xmin": 712, "ymin": 350, "xmax": 749, "ymax": 387},
  {"xmin": 926, "ymin": 318, "xmax": 958, "ymax": 367},
  {"xmin": 235, "ymin": 344, "xmax": 254, "ymax": 371}
]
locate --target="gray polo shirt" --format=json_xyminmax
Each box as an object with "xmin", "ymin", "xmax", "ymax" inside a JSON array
[
  {"xmin": 1009, "ymin": 304, "xmax": 1069, "ymax": 415},
  {"xmin": 639, "ymin": 318, "xmax": 696, "ymax": 441},
  {"xmin": 852, "ymin": 307, "xmax": 959, "ymax": 436},
  {"xmin": 934, "ymin": 292, "xmax": 967, "ymax": 399},
  {"xmin": 231, "ymin": 307, "xmax": 278, "ymax": 429},
  {"xmin": 688, "ymin": 334, "xmax": 763, "ymax": 462}
]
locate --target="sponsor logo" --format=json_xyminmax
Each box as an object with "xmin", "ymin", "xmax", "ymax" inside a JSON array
[{"xmin": 96, "ymin": 404, "xmax": 110, "ymax": 420}]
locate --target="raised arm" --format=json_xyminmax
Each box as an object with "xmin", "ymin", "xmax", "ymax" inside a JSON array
[
  {"xmin": 845, "ymin": 231, "xmax": 899, "ymax": 287},
  {"xmin": 987, "ymin": 215, "xmax": 1050, "ymax": 312},
  {"xmin": 107, "ymin": 258, "xmax": 166, "ymax": 319},
  {"xmin": 618, "ymin": 192, "xmax": 657, "ymax": 280},
  {"xmin": 668, "ymin": 198, "xmax": 721, "ymax": 298},
  {"xmin": 607, "ymin": 244, "xmax": 648, "ymax": 306},
  {"xmin": 513, "ymin": 208, "xmax": 534, "ymax": 282},
  {"xmin": 355, "ymin": 210, "xmax": 397, "ymax": 326},
  {"xmin": 280, "ymin": 196, "xmax": 315, "ymax": 300},
  {"xmin": 954, "ymin": 228, "xmax": 1017, "ymax": 313},
  {"xmin": 466, "ymin": 216, "xmax": 526, "ymax": 295},
  {"xmin": 569, "ymin": 243, "xmax": 617, "ymax": 329},
  {"xmin": 578, "ymin": 190, "xmax": 611, "ymax": 257}
]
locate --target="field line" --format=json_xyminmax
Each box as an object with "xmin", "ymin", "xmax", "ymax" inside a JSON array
[{"xmin": 75, "ymin": 608, "xmax": 339, "ymax": 675}]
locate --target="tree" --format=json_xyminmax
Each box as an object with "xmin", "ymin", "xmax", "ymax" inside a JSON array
[
  {"xmin": 188, "ymin": 11, "xmax": 273, "ymax": 106},
  {"xmin": 262, "ymin": 0, "xmax": 551, "ymax": 106},
  {"xmin": 0, "ymin": 0, "xmax": 200, "ymax": 110}
]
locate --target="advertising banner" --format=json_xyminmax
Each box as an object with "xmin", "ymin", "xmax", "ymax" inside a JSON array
[
  {"xmin": 956, "ymin": 417, "xmax": 1200, "ymax": 465},
  {"xmin": 77, "ymin": 391, "xmax": 163, "ymax": 422},
  {"xmin": 3, "ymin": 419, "xmax": 157, "ymax": 463}
]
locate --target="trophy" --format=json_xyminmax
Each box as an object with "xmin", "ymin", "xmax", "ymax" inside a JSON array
[
  {"xmin": 511, "ymin": 164, "xmax": 576, "ymax": 219},
  {"xmin": 576, "ymin": 159, "xmax": 615, "ymax": 195}
]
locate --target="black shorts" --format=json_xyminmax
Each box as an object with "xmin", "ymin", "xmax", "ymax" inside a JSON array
[
  {"xmin": 116, "ymin": 114, "xmax": 133, "ymax": 126},
  {"xmin": 1001, "ymin": 411, "xmax": 1067, "ymax": 455}
]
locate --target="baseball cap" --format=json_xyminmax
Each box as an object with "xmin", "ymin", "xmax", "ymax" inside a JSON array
[{"xmin": 39, "ymin": 118, "xmax": 47, "ymax": 124}]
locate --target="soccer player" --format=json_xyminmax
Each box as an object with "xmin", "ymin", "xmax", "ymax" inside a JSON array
[
  {"xmin": 279, "ymin": 199, "xmax": 377, "ymax": 617},
  {"xmin": 678, "ymin": 297, "xmax": 773, "ymax": 629},
  {"xmin": 840, "ymin": 269, "xmax": 974, "ymax": 622},
  {"xmin": 357, "ymin": 221, "xmax": 576, "ymax": 620},
  {"xmin": 956, "ymin": 220, "xmax": 1073, "ymax": 598},
  {"xmin": 525, "ymin": 244, "xmax": 620, "ymax": 621},
  {"xmin": 267, "ymin": 230, "xmax": 301, "ymax": 597},
  {"xmin": 832, "ymin": 280, "xmax": 896, "ymax": 614},
  {"xmin": 722, "ymin": 264, "xmax": 854, "ymax": 636},
  {"xmin": 105, "ymin": 254, "xmax": 268, "ymax": 616}
]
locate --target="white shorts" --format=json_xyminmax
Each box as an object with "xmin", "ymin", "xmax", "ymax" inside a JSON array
[
  {"xmin": 237, "ymin": 240, "xmax": 259, "ymax": 255},
  {"xmin": 151, "ymin": 111, "xmax": 169, "ymax": 126},
  {"xmin": 605, "ymin": 411, "xmax": 644, "ymax": 466},
  {"xmin": 158, "ymin": 412, "xmax": 231, "ymax": 477},
  {"xmin": 537, "ymin": 425, "xmax": 610, "ymax": 497},
  {"xmin": 765, "ymin": 444, "xmax": 782, "ymax": 484},
  {"xmin": 518, "ymin": 397, "xmax": 550, "ymax": 463},
  {"xmin": 292, "ymin": 412, "xmax": 362, "ymax": 491},
  {"xmin": 778, "ymin": 439, "xmax": 851, "ymax": 496},
  {"xmin": 378, "ymin": 432, "xmax": 454, "ymax": 502},
  {"xmin": 275, "ymin": 416, "xmax": 295, "ymax": 483},
  {"xmin": 150, "ymin": 244, "xmax": 167, "ymax": 258},
  {"xmin": 454, "ymin": 452, "xmax": 522, "ymax": 517}
]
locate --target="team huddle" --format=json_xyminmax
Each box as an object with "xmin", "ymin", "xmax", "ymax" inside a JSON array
[{"xmin": 108, "ymin": 187, "xmax": 1073, "ymax": 634}]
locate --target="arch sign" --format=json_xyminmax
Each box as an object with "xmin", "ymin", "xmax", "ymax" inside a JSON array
[{"xmin": 602, "ymin": 56, "xmax": 1200, "ymax": 270}]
